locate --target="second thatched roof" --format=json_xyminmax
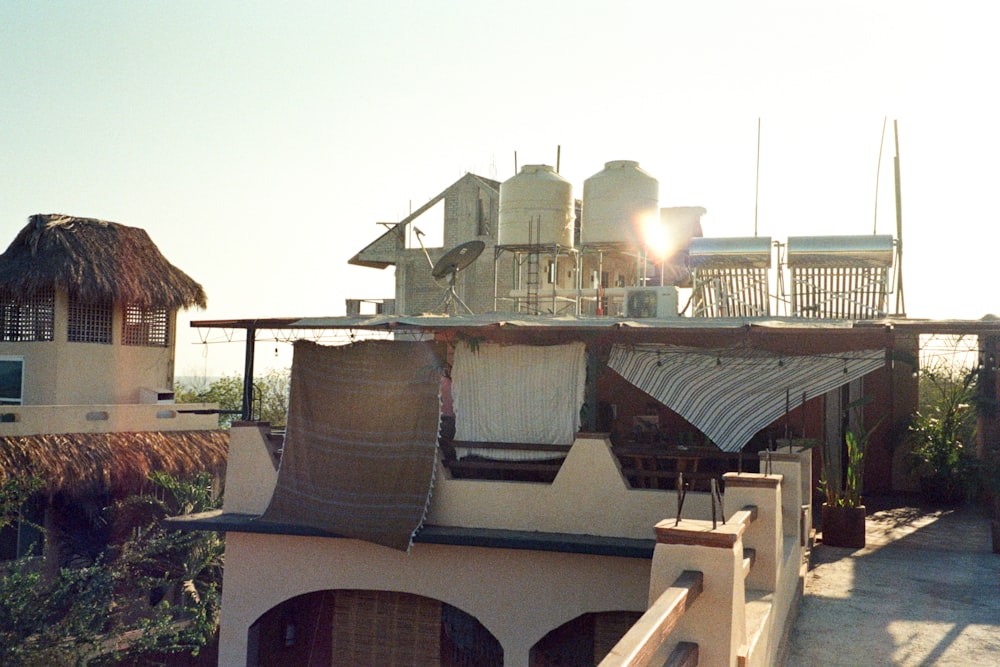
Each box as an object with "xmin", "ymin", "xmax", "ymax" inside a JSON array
[
  {"xmin": 0, "ymin": 430, "xmax": 229, "ymax": 497},
  {"xmin": 0, "ymin": 214, "xmax": 207, "ymax": 309}
]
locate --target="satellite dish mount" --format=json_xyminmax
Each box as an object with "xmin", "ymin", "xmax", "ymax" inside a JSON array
[{"xmin": 430, "ymin": 240, "xmax": 485, "ymax": 314}]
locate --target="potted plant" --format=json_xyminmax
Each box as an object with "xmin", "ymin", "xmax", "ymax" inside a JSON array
[
  {"xmin": 819, "ymin": 398, "xmax": 878, "ymax": 548},
  {"xmin": 907, "ymin": 365, "xmax": 977, "ymax": 505}
]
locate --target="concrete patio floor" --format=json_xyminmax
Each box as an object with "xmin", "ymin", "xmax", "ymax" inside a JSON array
[{"xmin": 784, "ymin": 498, "xmax": 1000, "ymax": 666}]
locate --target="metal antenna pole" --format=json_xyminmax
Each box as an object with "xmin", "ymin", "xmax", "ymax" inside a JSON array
[
  {"xmin": 874, "ymin": 116, "xmax": 887, "ymax": 235},
  {"xmin": 893, "ymin": 119, "xmax": 906, "ymax": 316},
  {"xmin": 754, "ymin": 118, "xmax": 761, "ymax": 237},
  {"xmin": 412, "ymin": 227, "xmax": 436, "ymax": 271}
]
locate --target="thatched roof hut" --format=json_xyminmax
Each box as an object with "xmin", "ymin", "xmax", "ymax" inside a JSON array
[
  {"xmin": 0, "ymin": 431, "xmax": 228, "ymax": 497},
  {"xmin": 0, "ymin": 214, "xmax": 206, "ymax": 309}
]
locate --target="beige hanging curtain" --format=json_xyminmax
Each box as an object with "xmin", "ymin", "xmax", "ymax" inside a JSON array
[
  {"xmin": 259, "ymin": 339, "xmax": 444, "ymax": 552},
  {"xmin": 451, "ymin": 341, "xmax": 586, "ymax": 451}
]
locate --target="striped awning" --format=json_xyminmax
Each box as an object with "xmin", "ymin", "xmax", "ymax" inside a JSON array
[{"xmin": 607, "ymin": 345, "xmax": 886, "ymax": 451}]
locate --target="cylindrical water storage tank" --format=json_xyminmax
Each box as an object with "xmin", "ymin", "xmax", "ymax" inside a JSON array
[
  {"xmin": 581, "ymin": 160, "xmax": 659, "ymax": 246},
  {"xmin": 498, "ymin": 164, "xmax": 574, "ymax": 247}
]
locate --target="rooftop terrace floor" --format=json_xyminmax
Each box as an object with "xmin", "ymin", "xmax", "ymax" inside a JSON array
[{"xmin": 786, "ymin": 496, "xmax": 999, "ymax": 666}]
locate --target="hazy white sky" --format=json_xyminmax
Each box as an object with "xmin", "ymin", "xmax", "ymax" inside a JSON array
[{"xmin": 2, "ymin": 1, "xmax": 997, "ymax": 377}]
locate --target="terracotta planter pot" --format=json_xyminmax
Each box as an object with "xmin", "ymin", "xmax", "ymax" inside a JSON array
[{"xmin": 821, "ymin": 504, "xmax": 866, "ymax": 549}]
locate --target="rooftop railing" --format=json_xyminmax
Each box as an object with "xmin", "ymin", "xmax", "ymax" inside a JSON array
[
  {"xmin": 0, "ymin": 402, "xmax": 220, "ymax": 436},
  {"xmin": 600, "ymin": 453, "xmax": 811, "ymax": 667}
]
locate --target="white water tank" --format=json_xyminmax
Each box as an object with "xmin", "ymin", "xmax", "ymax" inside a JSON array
[
  {"xmin": 498, "ymin": 164, "xmax": 575, "ymax": 247},
  {"xmin": 581, "ymin": 160, "xmax": 659, "ymax": 246}
]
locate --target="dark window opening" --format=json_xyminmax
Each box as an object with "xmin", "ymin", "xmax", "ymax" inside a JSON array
[
  {"xmin": 0, "ymin": 289, "xmax": 54, "ymax": 342},
  {"xmin": 123, "ymin": 304, "xmax": 170, "ymax": 347},
  {"xmin": 67, "ymin": 295, "xmax": 112, "ymax": 344},
  {"xmin": 0, "ymin": 357, "xmax": 23, "ymax": 405}
]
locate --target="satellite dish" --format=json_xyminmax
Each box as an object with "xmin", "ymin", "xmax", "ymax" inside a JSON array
[
  {"xmin": 432, "ymin": 240, "xmax": 485, "ymax": 279},
  {"xmin": 430, "ymin": 240, "xmax": 485, "ymax": 314}
]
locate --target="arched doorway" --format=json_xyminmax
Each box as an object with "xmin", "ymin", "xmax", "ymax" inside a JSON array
[
  {"xmin": 247, "ymin": 589, "xmax": 502, "ymax": 666},
  {"xmin": 530, "ymin": 611, "xmax": 642, "ymax": 666}
]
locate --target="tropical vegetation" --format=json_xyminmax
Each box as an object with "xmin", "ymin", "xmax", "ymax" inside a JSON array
[
  {"xmin": 908, "ymin": 362, "xmax": 978, "ymax": 504},
  {"xmin": 175, "ymin": 367, "xmax": 290, "ymax": 428},
  {"xmin": 0, "ymin": 473, "xmax": 223, "ymax": 665}
]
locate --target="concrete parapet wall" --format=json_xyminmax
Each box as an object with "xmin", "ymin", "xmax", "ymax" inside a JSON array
[
  {"xmin": 219, "ymin": 426, "xmax": 811, "ymax": 667},
  {"xmin": 602, "ymin": 449, "xmax": 811, "ymax": 667},
  {"xmin": 0, "ymin": 402, "xmax": 219, "ymax": 435}
]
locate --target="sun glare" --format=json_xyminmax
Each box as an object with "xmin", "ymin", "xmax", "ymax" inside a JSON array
[{"xmin": 642, "ymin": 213, "xmax": 673, "ymax": 260}]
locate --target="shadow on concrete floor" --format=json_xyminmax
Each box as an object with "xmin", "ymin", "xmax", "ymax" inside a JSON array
[{"xmin": 787, "ymin": 497, "xmax": 1000, "ymax": 666}]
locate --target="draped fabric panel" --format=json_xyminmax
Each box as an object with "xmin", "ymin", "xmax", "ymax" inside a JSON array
[
  {"xmin": 607, "ymin": 345, "xmax": 885, "ymax": 452},
  {"xmin": 451, "ymin": 342, "xmax": 586, "ymax": 453},
  {"xmin": 258, "ymin": 339, "xmax": 443, "ymax": 552}
]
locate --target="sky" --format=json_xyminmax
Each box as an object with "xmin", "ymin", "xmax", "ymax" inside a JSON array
[{"xmin": 2, "ymin": 1, "xmax": 998, "ymax": 379}]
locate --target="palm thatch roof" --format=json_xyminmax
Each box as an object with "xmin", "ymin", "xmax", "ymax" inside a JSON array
[
  {"xmin": 0, "ymin": 214, "xmax": 207, "ymax": 309},
  {"xmin": 0, "ymin": 430, "xmax": 228, "ymax": 497}
]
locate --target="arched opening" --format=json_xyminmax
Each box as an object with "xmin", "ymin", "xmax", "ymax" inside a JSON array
[
  {"xmin": 530, "ymin": 610, "xmax": 642, "ymax": 666},
  {"xmin": 247, "ymin": 589, "xmax": 502, "ymax": 666}
]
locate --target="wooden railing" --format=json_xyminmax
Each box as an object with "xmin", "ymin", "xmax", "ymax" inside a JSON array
[
  {"xmin": 601, "ymin": 488, "xmax": 775, "ymax": 666},
  {"xmin": 600, "ymin": 571, "xmax": 704, "ymax": 667}
]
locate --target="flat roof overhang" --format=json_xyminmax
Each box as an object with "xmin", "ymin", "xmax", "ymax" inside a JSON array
[
  {"xmin": 190, "ymin": 313, "xmax": 1000, "ymax": 420},
  {"xmin": 166, "ymin": 510, "xmax": 655, "ymax": 559},
  {"xmin": 191, "ymin": 313, "xmax": 1000, "ymax": 337}
]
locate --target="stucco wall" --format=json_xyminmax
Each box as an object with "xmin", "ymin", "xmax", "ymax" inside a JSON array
[
  {"xmin": 430, "ymin": 435, "xmax": 713, "ymax": 538},
  {"xmin": 219, "ymin": 533, "xmax": 651, "ymax": 667},
  {"xmin": 222, "ymin": 426, "xmax": 716, "ymax": 537},
  {"xmin": 1, "ymin": 290, "xmax": 178, "ymax": 406}
]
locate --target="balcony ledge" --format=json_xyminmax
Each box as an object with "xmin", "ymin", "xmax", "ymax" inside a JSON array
[{"xmin": 167, "ymin": 510, "xmax": 656, "ymax": 559}]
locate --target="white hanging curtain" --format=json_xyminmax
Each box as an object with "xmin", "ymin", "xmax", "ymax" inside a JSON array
[
  {"xmin": 452, "ymin": 341, "xmax": 586, "ymax": 449},
  {"xmin": 607, "ymin": 345, "xmax": 886, "ymax": 452}
]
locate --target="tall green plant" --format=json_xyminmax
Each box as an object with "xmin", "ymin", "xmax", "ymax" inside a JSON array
[
  {"xmin": 908, "ymin": 364, "xmax": 977, "ymax": 502},
  {"xmin": 820, "ymin": 397, "xmax": 878, "ymax": 508},
  {"xmin": 841, "ymin": 429, "xmax": 865, "ymax": 507}
]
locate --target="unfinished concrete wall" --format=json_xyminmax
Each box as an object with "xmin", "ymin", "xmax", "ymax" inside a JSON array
[{"xmin": 397, "ymin": 176, "xmax": 509, "ymax": 315}]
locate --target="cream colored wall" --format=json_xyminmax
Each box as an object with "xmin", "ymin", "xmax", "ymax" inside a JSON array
[
  {"xmin": 223, "ymin": 423, "xmax": 278, "ymax": 515},
  {"xmin": 219, "ymin": 425, "xmax": 812, "ymax": 667},
  {"xmin": 648, "ymin": 539, "xmax": 746, "ymax": 667},
  {"xmin": 0, "ymin": 289, "xmax": 179, "ymax": 406},
  {"xmin": 55, "ymin": 341, "xmax": 118, "ymax": 404},
  {"xmin": 430, "ymin": 435, "xmax": 714, "ymax": 539},
  {"xmin": 0, "ymin": 403, "xmax": 219, "ymax": 436},
  {"xmin": 219, "ymin": 532, "xmax": 652, "ymax": 667},
  {"xmin": 55, "ymin": 304, "xmax": 177, "ymax": 405},
  {"xmin": 110, "ymin": 344, "xmax": 176, "ymax": 404},
  {"xmin": 54, "ymin": 342, "xmax": 174, "ymax": 405},
  {"xmin": 0, "ymin": 341, "xmax": 58, "ymax": 405},
  {"xmin": 216, "ymin": 426, "xmax": 720, "ymax": 665},
  {"xmin": 222, "ymin": 427, "xmax": 717, "ymax": 539},
  {"xmin": 606, "ymin": 460, "xmax": 810, "ymax": 667}
]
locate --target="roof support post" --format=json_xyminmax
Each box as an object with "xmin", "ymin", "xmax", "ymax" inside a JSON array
[{"xmin": 241, "ymin": 327, "xmax": 256, "ymax": 421}]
